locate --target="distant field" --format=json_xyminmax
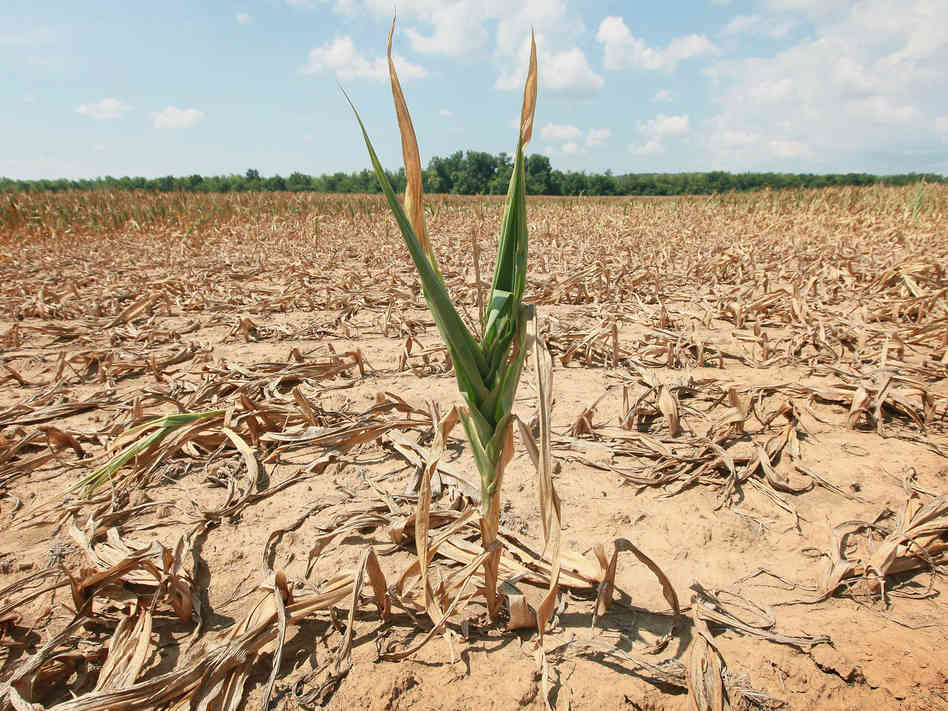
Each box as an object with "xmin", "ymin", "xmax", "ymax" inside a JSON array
[
  {"xmin": 1, "ymin": 185, "xmax": 946, "ymax": 710},
  {"xmin": 4, "ymin": 183, "xmax": 942, "ymax": 236}
]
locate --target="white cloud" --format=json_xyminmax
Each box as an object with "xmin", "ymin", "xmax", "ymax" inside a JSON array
[
  {"xmin": 236, "ymin": 12, "xmax": 253, "ymax": 24},
  {"xmin": 0, "ymin": 27, "xmax": 56, "ymax": 47},
  {"xmin": 598, "ymin": 16, "xmax": 719, "ymax": 71},
  {"xmin": 496, "ymin": 44, "xmax": 603, "ymax": 97},
  {"xmin": 23, "ymin": 93, "xmax": 36, "ymax": 104},
  {"xmin": 541, "ymin": 125, "xmax": 610, "ymax": 153},
  {"xmin": 723, "ymin": 14, "xmax": 794, "ymax": 38},
  {"xmin": 748, "ymin": 77, "xmax": 794, "ymax": 103},
  {"xmin": 493, "ymin": 0, "xmax": 579, "ymax": 59},
  {"xmin": 937, "ymin": 116, "xmax": 948, "ymax": 134},
  {"xmin": 627, "ymin": 113, "xmax": 688, "ymax": 157},
  {"xmin": 439, "ymin": 108, "xmax": 454, "ymax": 117},
  {"xmin": 319, "ymin": 1, "xmax": 594, "ymax": 95},
  {"xmin": 319, "ymin": 0, "xmax": 574, "ymax": 61},
  {"xmin": 544, "ymin": 48, "xmax": 604, "ymax": 96},
  {"xmin": 651, "ymin": 89, "xmax": 674, "ymax": 103},
  {"xmin": 541, "ymin": 122, "xmax": 582, "ymax": 142},
  {"xmin": 706, "ymin": 0, "xmax": 948, "ymax": 170},
  {"xmin": 586, "ymin": 128, "xmax": 611, "ymax": 147},
  {"xmin": 75, "ymin": 98, "xmax": 133, "ymax": 120},
  {"xmin": 767, "ymin": 139, "xmax": 809, "ymax": 158},
  {"xmin": 638, "ymin": 113, "xmax": 690, "ymax": 137},
  {"xmin": 301, "ymin": 36, "xmax": 427, "ymax": 81},
  {"xmin": 331, "ymin": 0, "xmax": 362, "ymax": 15},
  {"xmin": 629, "ymin": 139, "xmax": 665, "ymax": 154},
  {"xmin": 151, "ymin": 106, "xmax": 205, "ymax": 129},
  {"xmin": 762, "ymin": 0, "xmax": 849, "ymax": 18},
  {"xmin": 717, "ymin": 129, "xmax": 759, "ymax": 148},
  {"xmin": 723, "ymin": 14, "xmax": 759, "ymax": 35},
  {"xmin": 847, "ymin": 96, "xmax": 921, "ymax": 123},
  {"xmin": 405, "ymin": 2, "xmax": 489, "ymax": 57},
  {"xmin": 94, "ymin": 144, "xmax": 105, "ymax": 152},
  {"xmin": 831, "ymin": 56, "xmax": 875, "ymax": 93}
]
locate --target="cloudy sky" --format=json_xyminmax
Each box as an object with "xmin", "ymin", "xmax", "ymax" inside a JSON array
[{"xmin": 3, "ymin": 0, "xmax": 947, "ymax": 179}]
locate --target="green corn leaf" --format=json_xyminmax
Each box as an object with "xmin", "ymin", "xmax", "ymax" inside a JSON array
[
  {"xmin": 491, "ymin": 306, "xmax": 532, "ymax": 423},
  {"xmin": 343, "ymin": 92, "xmax": 490, "ymax": 403},
  {"xmin": 482, "ymin": 290, "xmax": 512, "ymax": 350},
  {"xmin": 483, "ymin": 412, "xmax": 514, "ymax": 497},
  {"xmin": 484, "ymin": 138, "xmax": 529, "ymax": 352},
  {"xmin": 458, "ymin": 409, "xmax": 495, "ymax": 502}
]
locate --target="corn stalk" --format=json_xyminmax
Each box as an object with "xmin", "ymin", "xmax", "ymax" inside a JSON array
[{"xmin": 347, "ymin": 21, "xmax": 537, "ymax": 618}]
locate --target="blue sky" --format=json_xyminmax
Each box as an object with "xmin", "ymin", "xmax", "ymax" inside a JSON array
[{"xmin": 3, "ymin": 0, "xmax": 947, "ymax": 180}]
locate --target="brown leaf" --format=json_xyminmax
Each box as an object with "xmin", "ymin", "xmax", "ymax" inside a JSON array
[
  {"xmin": 481, "ymin": 420, "xmax": 514, "ymax": 621},
  {"xmin": 594, "ymin": 539, "xmax": 680, "ymax": 652},
  {"xmin": 521, "ymin": 309, "xmax": 562, "ymax": 642},
  {"xmin": 687, "ymin": 631, "xmax": 726, "ymax": 711},
  {"xmin": 387, "ymin": 18, "xmax": 433, "ymax": 269},
  {"xmin": 658, "ymin": 386, "xmax": 680, "ymax": 437},
  {"xmin": 95, "ymin": 602, "xmax": 153, "ymax": 691},
  {"xmin": 417, "ymin": 406, "xmax": 459, "ymax": 625},
  {"xmin": 519, "ymin": 31, "xmax": 538, "ymax": 147},
  {"xmin": 503, "ymin": 582, "xmax": 537, "ymax": 631},
  {"xmin": 39, "ymin": 426, "xmax": 84, "ymax": 458}
]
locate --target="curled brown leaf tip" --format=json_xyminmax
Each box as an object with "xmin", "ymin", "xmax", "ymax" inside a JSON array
[
  {"xmin": 519, "ymin": 30, "xmax": 538, "ymax": 147},
  {"xmin": 387, "ymin": 17, "xmax": 436, "ymax": 273}
]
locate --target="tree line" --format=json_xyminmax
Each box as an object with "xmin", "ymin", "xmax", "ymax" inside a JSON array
[{"xmin": 2, "ymin": 152, "xmax": 943, "ymax": 195}]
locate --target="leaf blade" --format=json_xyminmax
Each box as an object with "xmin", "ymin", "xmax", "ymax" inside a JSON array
[
  {"xmin": 386, "ymin": 18, "xmax": 438, "ymax": 277},
  {"xmin": 343, "ymin": 90, "xmax": 489, "ymax": 401}
]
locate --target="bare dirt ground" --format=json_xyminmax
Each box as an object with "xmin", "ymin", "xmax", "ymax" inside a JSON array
[{"xmin": 1, "ymin": 187, "xmax": 947, "ymax": 710}]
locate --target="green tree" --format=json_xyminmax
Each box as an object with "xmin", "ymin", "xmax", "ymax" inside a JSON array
[
  {"xmin": 454, "ymin": 151, "xmax": 497, "ymax": 194},
  {"xmin": 265, "ymin": 175, "xmax": 286, "ymax": 191},
  {"xmin": 487, "ymin": 152, "xmax": 513, "ymax": 194},
  {"xmin": 287, "ymin": 172, "xmax": 311, "ymax": 191},
  {"xmin": 524, "ymin": 153, "xmax": 551, "ymax": 194}
]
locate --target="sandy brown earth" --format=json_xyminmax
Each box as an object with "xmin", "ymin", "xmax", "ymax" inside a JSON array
[{"xmin": 1, "ymin": 188, "xmax": 947, "ymax": 710}]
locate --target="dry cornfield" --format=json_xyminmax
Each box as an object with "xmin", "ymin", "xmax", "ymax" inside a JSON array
[{"xmin": 0, "ymin": 183, "xmax": 947, "ymax": 711}]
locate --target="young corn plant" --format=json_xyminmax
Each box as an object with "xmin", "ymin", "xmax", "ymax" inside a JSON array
[{"xmin": 347, "ymin": 22, "xmax": 537, "ymax": 619}]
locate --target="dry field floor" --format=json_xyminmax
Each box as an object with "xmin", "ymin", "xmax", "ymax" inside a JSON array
[{"xmin": 1, "ymin": 186, "xmax": 947, "ymax": 710}]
